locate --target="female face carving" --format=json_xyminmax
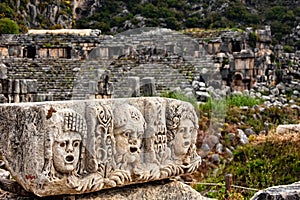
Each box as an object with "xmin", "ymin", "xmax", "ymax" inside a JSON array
[
  {"xmin": 173, "ymin": 118, "xmax": 194, "ymax": 157},
  {"xmin": 53, "ymin": 131, "xmax": 82, "ymax": 174}
]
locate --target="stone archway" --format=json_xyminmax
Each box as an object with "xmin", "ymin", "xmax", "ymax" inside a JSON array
[{"xmin": 232, "ymin": 72, "xmax": 244, "ymax": 91}]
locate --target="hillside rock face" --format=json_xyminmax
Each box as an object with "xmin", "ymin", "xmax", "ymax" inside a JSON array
[
  {"xmin": 16, "ymin": 0, "xmax": 73, "ymax": 29},
  {"xmin": 73, "ymin": 0, "xmax": 103, "ymax": 19}
]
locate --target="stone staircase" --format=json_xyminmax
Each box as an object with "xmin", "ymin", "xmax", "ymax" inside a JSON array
[{"xmin": 112, "ymin": 64, "xmax": 192, "ymax": 97}]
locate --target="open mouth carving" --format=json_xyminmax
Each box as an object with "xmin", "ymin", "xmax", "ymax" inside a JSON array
[
  {"xmin": 130, "ymin": 146, "xmax": 138, "ymax": 153},
  {"xmin": 65, "ymin": 155, "xmax": 74, "ymax": 163},
  {"xmin": 184, "ymin": 141, "xmax": 190, "ymax": 147}
]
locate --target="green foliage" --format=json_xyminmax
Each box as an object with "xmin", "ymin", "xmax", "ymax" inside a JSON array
[
  {"xmin": 225, "ymin": 2, "xmax": 247, "ymax": 21},
  {"xmin": 165, "ymin": 17, "xmax": 181, "ymax": 30},
  {"xmin": 194, "ymin": 182, "xmax": 245, "ymax": 200},
  {"xmin": 226, "ymin": 94, "xmax": 263, "ymax": 107},
  {"xmin": 185, "ymin": 17, "xmax": 199, "ymax": 28},
  {"xmin": 0, "ymin": 18, "xmax": 19, "ymax": 34},
  {"xmin": 141, "ymin": 3, "xmax": 159, "ymax": 18},
  {"xmin": 68, "ymin": 0, "xmax": 299, "ymax": 39},
  {"xmin": 227, "ymin": 135, "xmax": 300, "ymax": 189},
  {"xmin": 0, "ymin": 2, "xmax": 15, "ymax": 19},
  {"xmin": 249, "ymin": 32, "xmax": 258, "ymax": 48},
  {"xmin": 283, "ymin": 45, "xmax": 294, "ymax": 53},
  {"xmin": 264, "ymin": 6, "xmax": 296, "ymax": 42},
  {"xmin": 160, "ymin": 91, "xmax": 197, "ymax": 107},
  {"xmin": 199, "ymin": 98, "xmax": 227, "ymax": 115},
  {"xmin": 265, "ymin": 6, "xmax": 294, "ymax": 22},
  {"xmin": 195, "ymin": 133, "xmax": 300, "ymax": 199}
]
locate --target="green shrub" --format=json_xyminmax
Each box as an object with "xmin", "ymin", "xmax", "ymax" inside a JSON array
[
  {"xmin": 227, "ymin": 134, "xmax": 300, "ymax": 189},
  {"xmin": 185, "ymin": 17, "xmax": 199, "ymax": 28},
  {"xmin": 165, "ymin": 17, "xmax": 181, "ymax": 30},
  {"xmin": 0, "ymin": 3, "xmax": 15, "ymax": 19},
  {"xmin": 283, "ymin": 45, "xmax": 294, "ymax": 53},
  {"xmin": 226, "ymin": 94, "xmax": 263, "ymax": 107},
  {"xmin": 0, "ymin": 18, "xmax": 19, "ymax": 34},
  {"xmin": 160, "ymin": 91, "xmax": 197, "ymax": 107},
  {"xmin": 249, "ymin": 32, "xmax": 258, "ymax": 48},
  {"xmin": 195, "ymin": 133, "xmax": 300, "ymax": 199}
]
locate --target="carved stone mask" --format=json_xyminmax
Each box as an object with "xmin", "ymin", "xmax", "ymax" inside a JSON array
[
  {"xmin": 113, "ymin": 104, "xmax": 145, "ymax": 158},
  {"xmin": 53, "ymin": 131, "xmax": 82, "ymax": 174},
  {"xmin": 173, "ymin": 118, "xmax": 194, "ymax": 157}
]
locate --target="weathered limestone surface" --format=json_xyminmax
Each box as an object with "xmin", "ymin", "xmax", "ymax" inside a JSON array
[
  {"xmin": 251, "ymin": 182, "xmax": 300, "ymax": 200},
  {"xmin": 276, "ymin": 124, "xmax": 300, "ymax": 134},
  {"xmin": 0, "ymin": 97, "xmax": 201, "ymax": 197},
  {"xmin": 0, "ymin": 180, "xmax": 214, "ymax": 200}
]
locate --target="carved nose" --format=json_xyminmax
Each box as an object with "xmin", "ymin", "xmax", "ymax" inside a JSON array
[
  {"xmin": 66, "ymin": 143, "xmax": 73, "ymax": 153},
  {"xmin": 129, "ymin": 138, "xmax": 137, "ymax": 145}
]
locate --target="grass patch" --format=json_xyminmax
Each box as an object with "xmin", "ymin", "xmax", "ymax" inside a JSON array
[{"xmin": 227, "ymin": 94, "xmax": 263, "ymax": 107}]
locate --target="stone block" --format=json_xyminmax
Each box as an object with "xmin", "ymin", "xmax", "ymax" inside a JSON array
[
  {"xmin": 2, "ymin": 79, "xmax": 12, "ymax": 94},
  {"xmin": 141, "ymin": 77, "xmax": 156, "ymax": 97},
  {"xmin": 0, "ymin": 94, "xmax": 7, "ymax": 103},
  {"xmin": 0, "ymin": 97, "xmax": 201, "ymax": 197},
  {"xmin": 276, "ymin": 124, "xmax": 300, "ymax": 134},
  {"xmin": 13, "ymin": 79, "xmax": 20, "ymax": 94},
  {"xmin": 20, "ymin": 80, "xmax": 28, "ymax": 94},
  {"xmin": 128, "ymin": 77, "xmax": 140, "ymax": 97},
  {"xmin": 251, "ymin": 182, "xmax": 300, "ymax": 200},
  {"xmin": 27, "ymin": 80, "xmax": 37, "ymax": 93},
  {"xmin": 13, "ymin": 94, "xmax": 20, "ymax": 103},
  {"xmin": 0, "ymin": 63, "xmax": 7, "ymax": 79},
  {"xmin": 88, "ymin": 81, "xmax": 97, "ymax": 94},
  {"xmin": 0, "ymin": 180, "xmax": 213, "ymax": 200}
]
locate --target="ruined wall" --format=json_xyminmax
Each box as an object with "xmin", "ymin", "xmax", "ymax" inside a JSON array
[{"xmin": 0, "ymin": 27, "xmax": 279, "ymax": 102}]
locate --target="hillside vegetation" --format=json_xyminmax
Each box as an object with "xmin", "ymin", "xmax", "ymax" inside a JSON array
[
  {"xmin": 194, "ymin": 132, "xmax": 300, "ymax": 199},
  {"xmin": 0, "ymin": 0, "xmax": 300, "ymax": 45}
]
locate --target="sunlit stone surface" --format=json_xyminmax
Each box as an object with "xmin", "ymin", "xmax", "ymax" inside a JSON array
[{"xmin": 0, "ymin": 97, "xmax": 201, "ymax": 197}]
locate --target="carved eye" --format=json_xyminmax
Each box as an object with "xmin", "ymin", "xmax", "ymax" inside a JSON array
[
  {"xmin": 73, "ymin": 141, "xmax": 80, "ymax": 147},
  {"xmin": 123, "ymin": 131, "xmax": 130, "ymax": 137},
  {"xmin": 190, "ymin": 128, "xmax": 194, "ymax": 134},
  {"xmin": 60, "ymin": 142, "xmax": 66, "ymax": 147},
  {"xmin": 137, "ymin": 131, "xmax": 143, "ymax": 138},
  {"xmin": 178, "ymin": 128, "xmax": 185, "ymax": 134}
]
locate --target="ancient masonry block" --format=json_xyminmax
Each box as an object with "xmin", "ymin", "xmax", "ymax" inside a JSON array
[{"xmin": 0, "ymin": 97, "xmax": 201, "ymax": 197}]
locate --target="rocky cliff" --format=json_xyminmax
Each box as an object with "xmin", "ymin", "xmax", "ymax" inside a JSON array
[{"xmin": 1, "ymin": 0, "xmax": 299, "ymax": 46}]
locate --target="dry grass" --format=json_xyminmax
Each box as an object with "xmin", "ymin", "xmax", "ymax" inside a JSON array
[{"xmin": 251, "ymin": 131, "xmax": 300, "ymax": 146}]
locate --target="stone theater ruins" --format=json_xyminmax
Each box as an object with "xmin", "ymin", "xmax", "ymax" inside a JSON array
[{"xmin": 0, "ymin": 26, "xmax": 299, "ymax": 199}]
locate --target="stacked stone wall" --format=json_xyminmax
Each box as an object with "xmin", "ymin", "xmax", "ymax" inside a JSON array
[{"xmin": 0, "ymin": 27, "xmax": 292, "ymax": 101}]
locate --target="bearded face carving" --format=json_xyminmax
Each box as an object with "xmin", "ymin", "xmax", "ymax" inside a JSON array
[{"xmin": 113, "ymin": 104, "xmax": 145, "ymax": 166}]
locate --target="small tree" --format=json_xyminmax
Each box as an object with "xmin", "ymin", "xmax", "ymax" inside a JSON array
[{"xmin": 0, "ymin": 18, "xmax": 19, "ymax": 34}]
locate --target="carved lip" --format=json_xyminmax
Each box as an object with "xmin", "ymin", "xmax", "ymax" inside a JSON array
[
  {"xmin": 184, "ymin": 141, "xmax": 190, "ymax": 147},
  {"xmin": 65, "ymin": 155, "xmax": 74, "ymax": 163}
]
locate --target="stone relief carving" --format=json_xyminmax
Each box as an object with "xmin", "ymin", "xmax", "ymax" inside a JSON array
[
  {"xmin": 41, "ymin": 109, "xmax": 87, "ymax": 181},
  {"xmin": 162, "ymin": 99, "xmax": 201, "ymax": 177},
  {"xmin": 0, "ymin": 97, "xmax": 201, "ymax": 197}
]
